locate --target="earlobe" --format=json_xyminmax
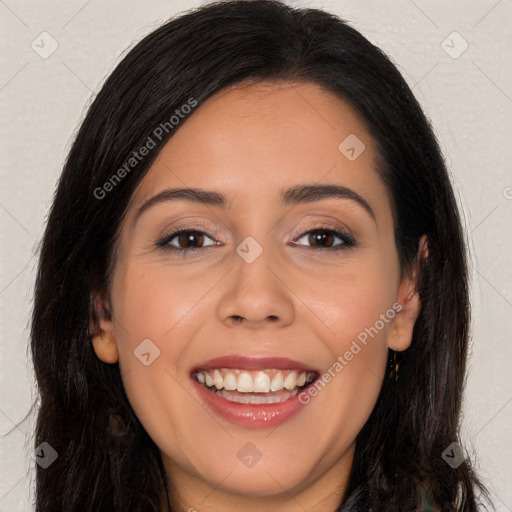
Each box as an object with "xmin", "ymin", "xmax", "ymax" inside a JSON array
[
  {"xmin": 387, "ymin": 235, "xmax": 428, "ymax": 352},
  {"xmin": 387, "ymin": 289, "xmax": 421, "ymax": 351},
  {"xmin": 90, "ymin": 326, "xmax": 119, "ymax": 364},
  {"xmin": 89, "ymin": 291, "xmax": 119, "ymax": 364}
]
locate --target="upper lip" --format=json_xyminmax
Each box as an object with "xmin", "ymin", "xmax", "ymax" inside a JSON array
[{"xmin": 191, "ymin": 355, "xmax": 320, "ymax": 374}]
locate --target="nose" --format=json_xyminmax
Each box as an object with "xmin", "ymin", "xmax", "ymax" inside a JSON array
[{"xmin": 215, "ymin": 243, "xmax": 295, "ymax": 329}]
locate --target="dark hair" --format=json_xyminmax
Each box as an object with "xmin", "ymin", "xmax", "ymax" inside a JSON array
[{"xmin": 28, "ymin": 1, "xmax": 492, "ymax": 510}]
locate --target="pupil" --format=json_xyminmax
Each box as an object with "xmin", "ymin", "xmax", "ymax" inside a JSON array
[
  {"xmin": 181, "ymin": 232, "xmax": 202, "ymax": 247},
  {"xmin": 310, "ymin": 230, "xmax": 332, "ymax": 247}
]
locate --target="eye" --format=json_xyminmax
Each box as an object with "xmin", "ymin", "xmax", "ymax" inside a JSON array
[
  {"xmin": 155, "ymin": 224, "xmax": 356, "ymax": 255},
  {"xmin": 155, "ymin": 228, "xmax": 217, "ymax": 253},
  {"xmin": 292, "ymin": 225, "xmax": 356, "ymax": 251}
]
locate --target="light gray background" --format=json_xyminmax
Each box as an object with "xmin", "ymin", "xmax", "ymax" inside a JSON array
[{"xmin": 1, "ymin": 1, "xmax": 511, "ymax": 510}]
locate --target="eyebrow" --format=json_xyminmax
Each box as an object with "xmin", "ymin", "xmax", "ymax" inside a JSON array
[{"xmin": 132, "ymin": 183, "xmax": 376, "ymax": 227}]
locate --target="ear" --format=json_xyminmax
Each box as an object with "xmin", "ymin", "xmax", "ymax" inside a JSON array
[
  {"xmin": 387, "ymin": 235, "xmax": 428, "ymax": 351},
  {"xmin": 89, "ymin": 289, "xmax": 119, "ymax": 364}
]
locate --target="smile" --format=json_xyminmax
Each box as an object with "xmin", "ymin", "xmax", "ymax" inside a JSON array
[
  {"xmin": 190, "ymin": 356, "xmax": 321, "ymax": 428},
  {"xmin": 193, "ymin": 368, "xmax": 318, "ymax": 404}
]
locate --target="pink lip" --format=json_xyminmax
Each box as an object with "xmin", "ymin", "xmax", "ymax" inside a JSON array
[
  {"xmin": 191, "ymin": 355, "xmax": 319, "ymax": 373},
  {"xmin": 191, "ymin": 377, "xmax": 311, "ymax": 429},
  {"xmin": 190, "ymin": 355, "xmax": 319, "ymax": 429}
]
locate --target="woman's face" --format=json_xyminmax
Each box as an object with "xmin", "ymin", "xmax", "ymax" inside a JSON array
[{"xmin": 93, "ymin": 81, "xmax": 421, "ymax": 509}]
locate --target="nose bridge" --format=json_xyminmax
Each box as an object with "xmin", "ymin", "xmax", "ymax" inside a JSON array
[
  {"xmin": 236, "ymin": 233, "xmax": 277, "ymax": 288},
  {"xmin": 232, "ymin": 203, "xmax": 281, "ymax": 272},
  {"xmin": 235, "ymin": 229, "xmax": 281, "ymax": 296}
]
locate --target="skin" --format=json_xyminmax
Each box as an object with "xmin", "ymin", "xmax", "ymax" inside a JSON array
[{"xmin": 91, "ymin": 81, "xmax": 427, "ymax": 512}]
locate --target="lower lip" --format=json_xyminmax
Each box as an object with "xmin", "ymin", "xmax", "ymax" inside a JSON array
[{"xmin": 191, "ymin": 377, "xmax": 310, "ymax": 429}]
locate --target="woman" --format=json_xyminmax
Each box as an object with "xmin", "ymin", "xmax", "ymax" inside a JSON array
[{"xmin": 30, "ymin": 1, "xmax": 493, "ymax": 510}]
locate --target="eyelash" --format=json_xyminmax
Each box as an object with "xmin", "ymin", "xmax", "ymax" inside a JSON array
[{"xmin": 155, "ymin": 223, "xmax": 357, "ymax": 255}]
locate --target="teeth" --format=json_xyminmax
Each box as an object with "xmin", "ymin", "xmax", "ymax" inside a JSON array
[
  {"xmin": 213, "ymin": 369, "xmax": 223, "ymax": 390},
  {"xmin": 195, "ymin": 368, "xmax": 315, "ymax": 394},
  {"xmin": 224, "ymin": 373, "xmax": 237, "ymax": 391},
  {"xmin": 215, "ymin": 387, "xmax": 299, "ymax": 404},
  {"xmin": 270, "ymin": 372, "xmax": 284, "ymax": 391},
  {"xmin": 253, "ymin": 372, "xmax": 271, "ymax": 392},
  {"xmin": 284, "ymin": 370, "xmax": 298, "ymax": 390},
  {"xmin": 236, "ymin": 372, "xmax": 253, "ymax": 392}
]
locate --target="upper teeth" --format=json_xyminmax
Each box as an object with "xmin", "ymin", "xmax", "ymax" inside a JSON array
[{"xmin": 195, "ymin": 369, "xmax": 314, "ymax": 393}]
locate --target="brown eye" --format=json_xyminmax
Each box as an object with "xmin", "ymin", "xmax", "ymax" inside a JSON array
[
  {"xmin": 294, "ymin": 227, "xmax": 355, "ymax": 251},
  {"xmin": 156, "ymin": 229, "xmax": 217, "ymax": 253},
  {"xmin": 307, "ymin": 230, "xmax": 335, "ymax": 248},
  {"xmin": 176, "ymin": 231, "xmax": 205, "ymax": 249}
]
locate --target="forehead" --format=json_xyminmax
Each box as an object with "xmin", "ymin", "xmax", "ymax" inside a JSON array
[{"xmin": 127, "ymin": 80, "xmax": 391, "ymax": 226}]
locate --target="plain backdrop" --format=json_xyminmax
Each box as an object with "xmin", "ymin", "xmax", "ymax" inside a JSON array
[{"xmin": 1, "ymin": 1, "xmax": 511, "ymax": 510}]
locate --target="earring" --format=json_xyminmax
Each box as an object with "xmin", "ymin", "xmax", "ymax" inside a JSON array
[
  {"xmin": 388, "ymin": 351, "xmax": 401, "ymax": 381},
  {"xmin": 106, "ymin": 412, "xmax": 129, "ymax": 436}
]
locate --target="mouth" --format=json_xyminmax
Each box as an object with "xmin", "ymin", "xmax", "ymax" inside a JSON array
[
  {"xmin": 193, "ymin": 368, "xmax": 318, "ymax": 404},
  {"xmin": 190, "ymin": 355, "xmax": 320, "ymax": 429}
]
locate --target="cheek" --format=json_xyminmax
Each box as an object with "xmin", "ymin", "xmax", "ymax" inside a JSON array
[
  {"xmin": 297, "ymin": 249, "xmax": 398, "ymax": 418},
  {"xmin": 293, "ymin": 276, "xmax": 395, "ymax": 465},
  {"xmin": 112, "ymin": 258, "xmax": 212, "ymax": 348},
  {"xmin": 108, "ymin": 261, "xmax": 206, "ymax": 430},
  {"xmin": 305, "ymin": 250, "xmax": 399, "ymax": 351}
]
